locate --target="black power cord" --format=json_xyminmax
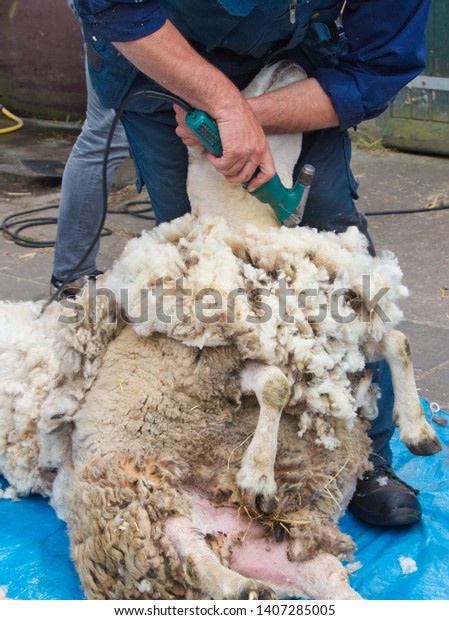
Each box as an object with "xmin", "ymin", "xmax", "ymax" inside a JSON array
[
  {"xmin": 3, "ymin": 198, "xmax": 447, "ymax": 249},
  {"xmin": 4, "ymin": 198, "xmax": 447, "ymax": 250},
  {"xmin": 108, "ymin": 198, "xmax": 155, "ymax": 220},
  {"xmin": 0, "ymin": 204, "xmax": 114, "ymax": 248},
  {"xmin": 0, "ymin": 195, "xmax": 155, "ymax": 248},
  {"xmin": 365, "ymin": 204, "xmax": 449, "ymax": 216},
  {"xmin": 1, "ymin": 205, "xmax": 60, "ymax": 248},
  {"xmin": 38, "ymin": 89, "xmax": 193, "ymax": 312}
]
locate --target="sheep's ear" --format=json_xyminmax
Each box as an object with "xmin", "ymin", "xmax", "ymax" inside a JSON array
[{"xmin": 242, "ymin": 61, "xmax": 307, "ymax": 98}]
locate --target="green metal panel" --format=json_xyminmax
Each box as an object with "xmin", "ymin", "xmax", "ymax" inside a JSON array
[
  {"xmin": 383, "ymin": 0, "xmax": 449, "ymax": 155},
  {"xmin": 426, "ymin": 0, "xmax": 449, "ymax": 78}
]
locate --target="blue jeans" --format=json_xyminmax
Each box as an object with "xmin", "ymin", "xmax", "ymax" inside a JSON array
[{"xmin": 52, "ymin": 59, "xmax": 130, "ymax": 282}]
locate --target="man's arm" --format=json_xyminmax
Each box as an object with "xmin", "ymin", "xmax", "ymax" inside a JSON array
[
  {"xmin": 74, "ymin": 2, "xmax": 275, "ymax": 188},
  {"xmin": 315, "ymin": 0, "xmax": 432, "ymax": 130},
  {"xmin": 247, "ymin": 78, "xmax": 339, "ymax": 134},
  {"xmin": 113, "ymin": 20, "xmax": 276, "ymax": 189},
  {"xmin": 247, "ymin": 0, "xmax": 431, "ymax": 134},
  {"xmin": 95, "ymin": 15, "xmax": 275, "ymax": 189}
]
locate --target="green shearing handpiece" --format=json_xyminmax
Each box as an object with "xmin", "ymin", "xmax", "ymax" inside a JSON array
[{"xmin": 185, "ymin": 109, "xmax": 315, "ymax": 226}]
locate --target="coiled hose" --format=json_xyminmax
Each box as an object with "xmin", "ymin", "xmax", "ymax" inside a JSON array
[{"xmin": 0, "ymin": 103, "xmax": 24, "ymax": 134}]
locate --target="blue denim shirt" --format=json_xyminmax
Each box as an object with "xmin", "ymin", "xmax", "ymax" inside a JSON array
[{"xmin": 73, "ymin": 0, "xmax": 431, "ymax": 130}]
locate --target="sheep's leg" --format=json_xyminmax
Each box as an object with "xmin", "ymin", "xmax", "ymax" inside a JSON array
[
  {"xmin": 364, "ymin": 330, "xmax": 441, "ymax": 455},
  {"xmin": 287, "ymin": 552, "xmax": 362, "ymax": 600},
  {"xmin": 165, "ymin": 515, "xmax": 276, "ymax": 600},
  {"xmin": 230, "ymin": 537, "xmax": 360, "ymax": 599},
  {"xmin": 195, "ymin": 500, "xmax": 360, "ymax": 600},
  {"xmin": 237, "ymin": 362, "xmax": 290, "ymax": 514}
]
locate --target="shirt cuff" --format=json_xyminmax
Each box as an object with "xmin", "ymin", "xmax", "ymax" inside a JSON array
[
  {"xmin": 314, "ymin": 67, "xmax": 365, "ymax": 131},
  {"xmin": 81, "ymin": 4, "xmax": 167, "ymax": 42}
]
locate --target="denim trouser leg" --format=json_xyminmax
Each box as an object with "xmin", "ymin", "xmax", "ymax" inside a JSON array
[
  {"xmin": 295, "ymin": 127, "xmax": 373, "ymax": 248},
  {"xmin": 366, "ymin": 360, "xmax": 395, "ymax": 466},
  {"xmin": 121, "ymin": 102, "xmax": 191, "ymax": 223},
  {"xmin": 52, "ymin": 60, "xmax": 130, "ymax": 281}
]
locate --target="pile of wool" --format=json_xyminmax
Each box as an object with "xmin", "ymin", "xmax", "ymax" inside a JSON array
[
  {"xmin": 0, "ymin": 296, "xmax": 119, "ymax": 496},
  {"xmin": 0, "ymin": 301, "xmax": 59, "ymax": 496},
  {"xmin": 104, "ymin": 213, "xmax": 408, "ymax": 443}
]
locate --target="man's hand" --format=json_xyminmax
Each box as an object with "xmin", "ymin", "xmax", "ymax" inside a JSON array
[
  {"xmin": 174, "ymin": 102, "xmax": 274, "ymax": 191},
  {"xmin": 209, "ymin": 98, "xmax": 275, "ymax": 191},
  {"xmin": 173, "ymin": 104, "xmax": 203, "ymax": 147}
]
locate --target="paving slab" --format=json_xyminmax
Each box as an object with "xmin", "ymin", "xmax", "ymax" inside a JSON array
[
  {"xmin": 0, "ymin": 119, "xmax": 79, "ymax": 188},
  {"xmin": 351, "ymin": 149, "xmax": 449, "ymax": 330},
  {"xmin": 351, "ymin": 146, "xmax": 449, "ymax": 410},
  {"xmin": 399, "ymin": 320, "xmax": 449, "ymax": 375},
  {"xmin": 415, "ymin": 364, "xmax": 449, "ymax": 409}
]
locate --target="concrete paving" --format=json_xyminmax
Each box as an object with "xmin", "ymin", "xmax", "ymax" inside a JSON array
[
  {"xmin": 0, "ymin": 118, "xmax": 448, "ymax": 413},
  {"xmin": 351, "ymin": 143, "xmax": 449, "ymax": 411}
]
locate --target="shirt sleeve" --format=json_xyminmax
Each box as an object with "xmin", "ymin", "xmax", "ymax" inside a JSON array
[
  {"xmin": 73, "ymin": 1, "xmax": 167, "ymax": 42},
  {"xmin": 314, "ymin": 0, "xmax": 432, "ymax": 130}
]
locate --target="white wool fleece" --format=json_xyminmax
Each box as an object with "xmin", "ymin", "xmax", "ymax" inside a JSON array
[
  {"xmin": 103, "ymin": 214, "xmax": 408, "ymax": 431},
  {"xmin": 0, "ymin": 301, "xmax": 60, "ymax": 494}
]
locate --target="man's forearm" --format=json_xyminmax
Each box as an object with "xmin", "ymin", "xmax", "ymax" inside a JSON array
[
  {"xmin": 248, "ymin": 78, "xmax": 339, "ymax": 134},
  {"xmin": 113, "ymin": 20, "xmax": 243, "ymax": 120}
]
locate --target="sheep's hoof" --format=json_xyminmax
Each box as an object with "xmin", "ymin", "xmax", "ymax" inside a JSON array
[
  {"xmin": 407, "ymin": 436, "xmax": 442, "ymax": 456},
  {"xmin": 237, "ymin": 582, "xmax": 277, "ymax": 600},
  {"xmin": 257, "ymin": 492, "xmax": 277, "ymax": 515},
  {"xmin": 240, "ymin": 486, "xmax": 277, "ymax": 515},
  {"xmin": 273, "ymin": 520, "xmax": 290, "ymax": 543}
]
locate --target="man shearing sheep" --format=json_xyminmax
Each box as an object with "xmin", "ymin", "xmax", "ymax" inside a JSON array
[{"xmin": 55, "ymin": 0, "xmax": 431, "ymax": 527}]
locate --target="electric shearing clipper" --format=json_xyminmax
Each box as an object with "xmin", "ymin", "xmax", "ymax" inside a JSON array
[{"xmin": 185, "ymin": 109, "xmax": 315, "ymax": 227}]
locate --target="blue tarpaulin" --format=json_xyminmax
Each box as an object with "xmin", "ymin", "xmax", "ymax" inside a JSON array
[{"xmin": 0, "ymin": 399, "xmax": 448, "ymax": 600}]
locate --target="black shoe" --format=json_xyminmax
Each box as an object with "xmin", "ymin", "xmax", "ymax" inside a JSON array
[
  {"xmin": 50, "ymin": 270, "xmax": 103, "ymax": 299},
  {"xmin": 350, "ymin": 464, "xmax": 422, "ymax": 527}
]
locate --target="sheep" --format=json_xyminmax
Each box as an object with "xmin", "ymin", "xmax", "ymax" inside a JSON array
[
  {"xmin": 0, "ymin": 293, "xmax": 369, "ymax": 599},
  {"xmin": 0, "ymin": 60, "xmax": 441, "ymax": 600},
  {"xmin": 103, "ymin": 60, "xmax": 441, "ymax": 464}
]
